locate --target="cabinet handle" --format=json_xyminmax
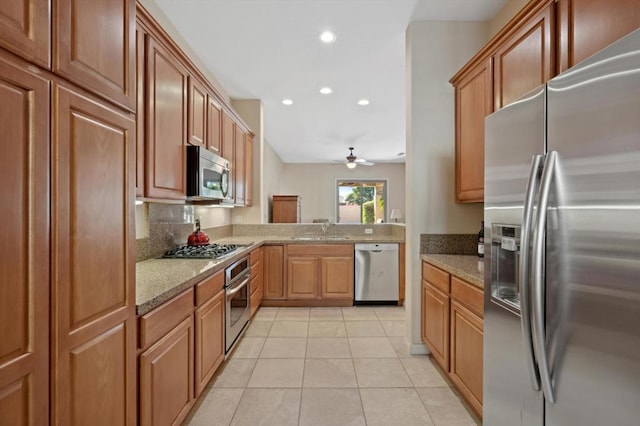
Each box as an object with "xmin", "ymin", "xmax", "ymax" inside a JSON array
[
  {"xmin": 531, "ymin": 151, "xmax": 557, "ymax": 403},
  {"xmin": 520, "ymin": 155, "xmax": 543, "ymax": 391}
]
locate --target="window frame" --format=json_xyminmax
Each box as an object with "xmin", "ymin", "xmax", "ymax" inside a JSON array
[{"xmin": 335, "ymin": 178, "xmax": 389, "ymax": 224}]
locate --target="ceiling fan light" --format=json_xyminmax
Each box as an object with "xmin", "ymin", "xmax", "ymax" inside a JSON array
[{"xmin": 346, "ymin": 162, "xmax": 357, "ymax": 169}]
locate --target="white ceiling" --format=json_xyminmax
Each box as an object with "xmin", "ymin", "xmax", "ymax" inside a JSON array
[{"xmin": 154, "ymin": 0, "xmax": 506, "ymax": 163}]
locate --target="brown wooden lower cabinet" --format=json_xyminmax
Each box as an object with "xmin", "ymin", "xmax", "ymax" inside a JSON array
[
  {"xmin": 139, "ymin": 316, "xmax": 194, "ymax": 426},
  {"xmin": 421, "ymin": 261, "xmax": 483, "ymax": 418},
  {"xmin": 263, "ymin": 245, "xmax": 285, "ymax": 300},
  {"xmin": 285, "ymin": 245, "xmax": 354, "ymax": 302},
  {"xmin": 250, "ymin": 247, "xmax": 264, "ymax": 316},
  {"xmin": 194, "ymin": 289, "xmax": 224, "ymax": 397},
  {"xmin": 450, "ymin": 300, "xmax": 484, "ymax": 416},
  {"xmin": 421, "ymin": 281, "xmax": 450, "ymax": 371}
]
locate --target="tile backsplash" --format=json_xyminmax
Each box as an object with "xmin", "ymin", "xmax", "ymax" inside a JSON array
[
  {"xmin": 136, "ymin": 203, "xmax": 232, "ymax": 261},
  {"xmin": 420, "ymin": 234, "xmax": 477, "ymax": 255}
]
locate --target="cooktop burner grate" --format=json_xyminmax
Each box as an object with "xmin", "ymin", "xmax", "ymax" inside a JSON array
[{"xmin": 162, "ymin": 243, "xmax": 237, "ymax": 259}]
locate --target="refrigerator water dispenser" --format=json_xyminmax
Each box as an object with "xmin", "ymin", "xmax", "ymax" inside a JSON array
[{"xmin": 491, "ymin": 224, "xmax": 521, "ymax": 312}]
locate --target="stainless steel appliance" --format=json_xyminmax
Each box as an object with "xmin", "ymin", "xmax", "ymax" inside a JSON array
[
  {"xmin": 162, "ymin": 243, "xmax": 237, "ymax": 259},
  {"xmin": 186, "ymin": 145, "xmax": 231, "ymax": 202},
  {"xmin": 484, "ymin": 29, "xmax": 640, "ymax": 426},
  {"xmin": 354, "ymin": 243, "xmax": 399, "ymax": 304},
  {"xmin": 224, "ymin": 257, "xmax": 250, "ymax": 353}
]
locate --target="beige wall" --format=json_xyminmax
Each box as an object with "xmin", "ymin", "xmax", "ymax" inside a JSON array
[
  {"xmin": 405, "ymin": 21, "xmax": 487, "ymax": 353},
  {"xmin": 277, "ymin": 163, "xmax": 405, "ymax": 224},
  {"xmin": 262, "ymin": 140, "xmax": 285, "ymax": 223},
  {"xmin": 487, "ymin": 0, "xmax": 530, "ymax": 40}
]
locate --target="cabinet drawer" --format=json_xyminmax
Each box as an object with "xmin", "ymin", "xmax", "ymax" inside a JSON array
[
  {"xmin": 250, "ymin": 273, "xmax": 262, "ymax": 295},
  {"xmin": 451, "ymin": 276, "xmax": 483, "ymax": 318},
  {"xmin": 250, "ymin": 248, "xmax": 263, "ymax": 265},
  {"xmin": 195, "ymin": 270, "xmax": 224, "ymax": 307},
  {"xmin": 250, "ymin": 285, "xmax": 263, "ymax": 317},
  {"xmin": 423, "ymin": 262, "xmax": 450, "ymax": 293},
  {"xmin": 139, "ymin": 288, "xmax": 194, "ymax": 350},
  {"xmin": 250, "ymin": 262, "xmax": 262, "ymax": 279}
]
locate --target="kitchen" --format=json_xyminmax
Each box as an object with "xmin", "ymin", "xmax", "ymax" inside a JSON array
[{"xmin": 2, "ymin": 0, "xmax": 639, "ymax": 425}]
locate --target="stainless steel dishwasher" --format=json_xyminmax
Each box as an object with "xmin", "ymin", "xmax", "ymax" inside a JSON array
[{"xmin": 354, "ymin": 243, "xmax": 399, "ymax": 304}]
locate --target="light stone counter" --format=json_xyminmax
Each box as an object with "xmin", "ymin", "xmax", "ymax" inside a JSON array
[
  {"xmin": 137, "ymin": 236, "xmax": 405, "ymax": 315},
  {"xmin": 420, "ymin": 254, "xmax": 484, "ymax": 289}
]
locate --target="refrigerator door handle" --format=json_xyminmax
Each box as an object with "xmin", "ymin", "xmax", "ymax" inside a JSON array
[
  {"xmin": 520, "ymin": 154, "xmax": 544, "ymax": 392},
  {"xmin": 531, "ymin": 150, "xmax": 557, "ymax": 404}
]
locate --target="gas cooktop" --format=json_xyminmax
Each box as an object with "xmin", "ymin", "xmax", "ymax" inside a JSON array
[{"xmin": 162, "ymin": 243, "xmax": 238, "ymax": 259}]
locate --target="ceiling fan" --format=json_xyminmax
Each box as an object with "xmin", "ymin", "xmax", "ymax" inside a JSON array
[{"xmin": 344, "ymin": 147, "xmax": 374, "ymax": 168}]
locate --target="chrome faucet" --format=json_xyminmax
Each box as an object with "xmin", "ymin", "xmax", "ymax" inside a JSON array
[{"xmin": 319, "ymin": 221, "xmax": 331, "ymax": 238}]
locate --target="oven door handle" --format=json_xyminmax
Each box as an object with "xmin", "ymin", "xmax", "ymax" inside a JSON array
[{"xmin": 227, "ymin": 276, "xmax": 250, "ymax": 296}]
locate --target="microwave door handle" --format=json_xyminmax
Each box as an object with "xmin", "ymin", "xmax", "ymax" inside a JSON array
[
  {"xmin": 227, "ymin": 276, "xmax": 250, "ymax": 295},
  {"xmin": 520, "ymin": 154, "xmax": 543, "ymax": 391},
  {"xmin": 531, "ymin": 151, "xmax": 557, "ymax": 403}
]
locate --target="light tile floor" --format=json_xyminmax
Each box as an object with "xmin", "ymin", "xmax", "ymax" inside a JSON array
[{"xmin": 186, "ymin": 306, "xmax": 480, "ymax": 426}]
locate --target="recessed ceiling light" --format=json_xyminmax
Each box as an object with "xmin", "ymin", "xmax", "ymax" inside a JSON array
[
  {"xmin": 282, "ymin": 99, "xmax": 293, "ymax": 106},
  {"xmin": 319, "ymin": 31, "xmax": 337, "ymax": 44},
  {"xmin": 320, "ymin": 87, "xmax": 332, "ymax": 94},
  {"xmin": 357, "ymin": 99, "xmax": 370, "ymax": 106}
]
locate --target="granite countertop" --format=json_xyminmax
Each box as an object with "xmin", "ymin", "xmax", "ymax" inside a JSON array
[
  {"xmin": 136, "ymin": 236, "xmax": 404, "ymax": 315},
  {"xmin": 420, "ymin": 254, "xmax": 484, "ymax": 289}
]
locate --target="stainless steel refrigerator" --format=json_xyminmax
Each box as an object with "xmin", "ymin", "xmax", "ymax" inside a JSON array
[{"xmin": 483, "ymin": 29, "xmax": 640, "ymax": 426}]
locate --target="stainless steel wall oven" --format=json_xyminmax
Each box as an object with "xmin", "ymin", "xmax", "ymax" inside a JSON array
[{"xmin": 224, "ymin": 257, "xmax": 250, "ymax": 353}]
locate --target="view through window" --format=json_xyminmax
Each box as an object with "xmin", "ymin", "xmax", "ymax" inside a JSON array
[{"xmin": 336, "ymin": 180, "xmax": 387, "ymax": 224}]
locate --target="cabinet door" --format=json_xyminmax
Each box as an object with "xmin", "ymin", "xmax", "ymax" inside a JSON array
[
  {"xmin": 0, "ymin": 55, "xmax": 49, "ymax": 426},
  {"xmin": 422, "ymin": 282, "xmax": 450, "ymax": 371},
  {"xmin": 51, "ymin": 83, "xmax": 136, "ymax": 425},
  {"xmin": 145, "ymin": 36, "xmax": 188, "ymax": 200},
  {"xmin": 558, "ymin": 0, "xmax": 640, "ymax": 72},
  {"xmin": 135, "ymin": 24, "xmax": 146, "ymax": 197},
  {"xmin": 188, "ymin": 77, "xmax": 207, "ymax": 147},
  {"xmin": 493, "ymin": 0, "xmax": 555, "ymax": 110},
  {"xmin": 234, "ymin": 126, "xmax": 246, "ymax": 206},
  {"xmin": 263, "ymin": 245, "xmax": 285, "ymax": 299},
  {"xmin": 0, "ymin": 0, "xmax": 49, "ymax": 67},
  {"xmin": 454, "ymin": 58, "xmax": 492, "ymax": 203},
  {"xmin": 321, "ymin": 256, "xmax": 354, "ymax": 299},
  {"xmin": 140, "ymin": 317, "xmax": 194, "ymax": 426},
  {"xmin": 450, "ymin": 300, "xmax": 483, "ymax": 417},
  {"xmin": 287, "ymin": 256, "xmax": 319, "ymax": 299},
  {"xmin": 194, "ymin": 290, "xmax": 224, "ymax": 397},
  {"xmin": 245, "ymin": 134, "xmax": 254, "ymax": 206},
  {"xmin": 54, "ymin": 0, "xmax": 135, "ymax": 110},
  {"xmin": 221, "ymin": 111, "xmax": 234, "ymax": 199},
  {"xmin": 207, "ymin": 96, "xmax": 222, "ymax": 154}
]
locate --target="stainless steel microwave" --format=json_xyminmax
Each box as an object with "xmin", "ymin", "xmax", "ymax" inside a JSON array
[{"xmin": 186, "ymin": 146, "xmax": 231, "ymax": 201}]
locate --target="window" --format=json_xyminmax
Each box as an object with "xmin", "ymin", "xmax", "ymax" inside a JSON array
[{"xmin": 336, "ymin": 180, "xmax": 387, "ymax": 224}]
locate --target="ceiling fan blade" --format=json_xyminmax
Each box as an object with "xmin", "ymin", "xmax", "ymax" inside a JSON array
[{"xmin": 361, "ymin": 161, "xmax": 375, "ymax": 166}]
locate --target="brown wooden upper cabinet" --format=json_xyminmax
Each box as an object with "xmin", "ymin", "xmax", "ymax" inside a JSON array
[
  {"xmin": 51, "ymin": 83, "xmax": 137, "ymax": 425},
  {"xmin": 0, "ymin": 0, "xmax": 50, "ymax": 67},
  {"xmin": 207, "ymin": 96, "xmax": 222, "ymax": 154},
  {"xmin": 136, "ymin": 24, "xmax": 146, "ymax": 197},
  {"xmin": 451, "ymin": 0, "xmax": 640, "ymax": 203},
  {"xmin": 54, "ymin": 0, "xmax": 136, "ymax": 111},
  {"xmin": 453, "ymin": 58, "xmax": 492, "ymax": 203},
  {"xmin": 188, "ymin": 76, "xmax": 207, "ymax": 147},
  {"xmin": 245, "ymin": 134, "xmax": 254, "ymax": 206},
  {"xmin": 0, "ymin": 53, "xmax": 50, "ymax": 426},
  {"xmin": 234, "ymin": 125, "xmax": 246, "ymax": 206},
  {"xmin": 493, "ymin": 0, "xmax": 555, "ymax": 110},
  {"xmin": 557, "ymin": 0, "xmax": 640, "ymax": 72},
  {"xmin": 145, "ymin": 35, "xmax": 189, "ymax": 200}
]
